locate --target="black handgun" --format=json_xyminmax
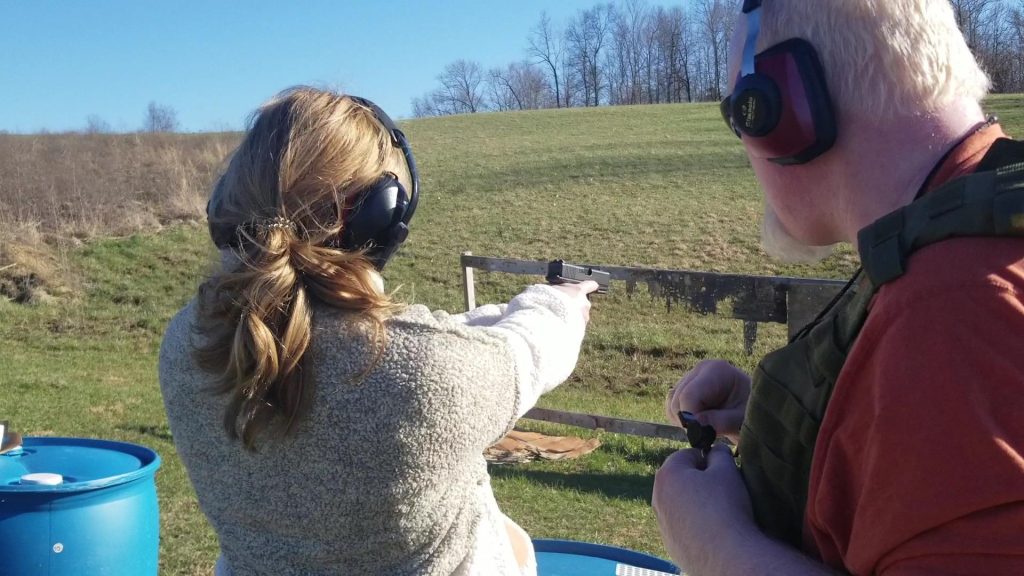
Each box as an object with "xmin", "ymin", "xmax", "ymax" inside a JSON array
[
  {"xmin": 679, "ymin": 411, "xmax": 716, "ymax": 454},
  {"xmin": 546, "ymin": 260, "xmax": 610, "ymax": 294}
]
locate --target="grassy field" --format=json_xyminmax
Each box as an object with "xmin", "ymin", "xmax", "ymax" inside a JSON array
[{"xmin": 1, "ymin": 95, "xmax": 1022, "ymax": 574}]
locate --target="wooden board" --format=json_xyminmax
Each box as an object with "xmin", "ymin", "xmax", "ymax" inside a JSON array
[{"xmin": 523, "ymin": 407, "xmax": 688, "ymax": 443}]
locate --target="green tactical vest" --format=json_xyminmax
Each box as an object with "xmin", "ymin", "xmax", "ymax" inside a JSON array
[{"xmin": 739, "ymin": 138, "xmax": 1024, "ymax": 548}]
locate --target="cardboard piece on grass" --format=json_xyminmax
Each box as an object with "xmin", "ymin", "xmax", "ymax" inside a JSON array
[{"xmin": 485, "ymin": 429, "xmax": 601, "ymax": 464}]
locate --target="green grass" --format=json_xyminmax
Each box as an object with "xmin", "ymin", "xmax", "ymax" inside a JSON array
[{"xmin": 2, "ymin": 95, "xmax": 1021, "ymax": 574}]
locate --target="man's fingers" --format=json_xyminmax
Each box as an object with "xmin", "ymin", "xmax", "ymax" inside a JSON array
[
  {"xmin": 704, "ymin": 444, "xmax": 737, "ymax": 471},
  {"xmin": 676, "ymin": 361, "xmax": 734, "ymax": 409},
  {"xmin": 670, "ymin": 364, "xmax": 707, "ymax": 402},
  {"xmin": 693, "ymin": 408, "xmax": 742, "ymax": 435},
  {"xmin": 667, "ymin": 360, "xmax": 748, "ymax": 427},
  {"xmin": 577, "ymin": 280, "xmax": 600, "ymax": 294},
  {"xmin": 666, "ymin": 369, "xmax": 700, "ymax": 425},
  {"xmin": 658, "ymin": 448, "xmax": 706, "ymax": 474}
]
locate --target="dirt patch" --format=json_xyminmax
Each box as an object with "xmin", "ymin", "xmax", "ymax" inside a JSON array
[{"xmin": 0, "ymin": 226, "xmax": 60, "ymax": 304}]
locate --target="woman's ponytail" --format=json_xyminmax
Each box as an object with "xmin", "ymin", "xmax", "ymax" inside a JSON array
[{"xmin": 194, "ymin": 88, "xmax": 408, "ymax": 449}]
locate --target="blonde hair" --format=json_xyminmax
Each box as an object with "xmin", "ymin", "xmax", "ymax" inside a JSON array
[
  {"xmin": 195, "ymin": 87, "xmax": 410, "ymax": 449},
  {"xmin": 759, "ymin": 0, "xmax": 990, "ymax": 118}
]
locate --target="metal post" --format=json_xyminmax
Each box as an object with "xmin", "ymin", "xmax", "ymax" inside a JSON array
[{"xmin": 461, "ymin": 251, "xmax": 476, "ymax": 311}]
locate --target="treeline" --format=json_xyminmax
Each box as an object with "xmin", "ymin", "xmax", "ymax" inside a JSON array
[
  {"xmin": 3, "ymin": 101, "xmax": 184, "ymax": 136},
  {"xmin": 412, "ymin": 0, "xmax": 1024, "ymax": 117},
  {"xmin": 955, "ymin": 0, "xmax": 1024, "ymax": 92}
]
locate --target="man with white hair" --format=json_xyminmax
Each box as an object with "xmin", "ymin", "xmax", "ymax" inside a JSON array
[{"xmin": 655, "ymin": 0, "xmax": 1024, "ymax": 574}]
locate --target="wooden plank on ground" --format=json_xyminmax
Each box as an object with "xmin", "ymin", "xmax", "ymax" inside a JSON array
[{"xmin": 523, "ymin": 407, "xmax": 688, "ymax": 443}]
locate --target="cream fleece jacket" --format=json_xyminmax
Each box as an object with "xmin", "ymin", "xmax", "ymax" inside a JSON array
[{"xmin": 160, "ymin": 284, "xmax": 586, "ymax": 575}]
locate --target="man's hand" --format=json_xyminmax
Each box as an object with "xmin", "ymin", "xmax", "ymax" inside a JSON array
[
  {"xmin": 653, "ymin": 445, "xmax": 757, "ymax": 573},
  {"xmin": 550, "ymin": 280, "xmax": 599, "ymax": 324},
  {"xmin": 653, "ymin": 446, "xmax": 840, "ymax": 576},
  {"xmin": 666, "ymin": 359, "xmax": 750, "ymax": 443}
]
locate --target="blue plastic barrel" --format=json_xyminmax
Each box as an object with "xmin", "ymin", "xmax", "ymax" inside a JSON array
[
  {"xmin": 0, "ymin": 437, "xmax": 161, "ymax": 576},
  {"xmin": 535, "ymin": 539, "xmax": 680, "ymax": 575}
]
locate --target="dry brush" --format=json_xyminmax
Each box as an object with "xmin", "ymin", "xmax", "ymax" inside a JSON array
[{"xmin": 0, "ymin": 132, "xmax": 238, "ymax": 302}]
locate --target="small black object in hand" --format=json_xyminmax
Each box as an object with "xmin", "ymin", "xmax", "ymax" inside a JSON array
[{"xmin": 679, "ymin": 411, "xmax": 716, "ymax": 453}]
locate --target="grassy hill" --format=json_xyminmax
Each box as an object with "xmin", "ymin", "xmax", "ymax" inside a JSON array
[{"xmin": 1, "ymin": 95, "xmax": 1022, "ymax": 574}]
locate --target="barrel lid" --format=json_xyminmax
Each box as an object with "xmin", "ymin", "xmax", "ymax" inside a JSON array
[{"xmin": 0, "ymin": 437, "xmax": 160, "ymax": 493}]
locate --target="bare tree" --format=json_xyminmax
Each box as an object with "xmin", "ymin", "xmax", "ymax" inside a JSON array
[
  {"xmin": 1012, "ymin": 1, "xmax": 1024, "ymax": 91},
  {"xmin": 411, "ymin": 94, "xmax": 441, "ymax": 118},
  {"xmin": 412, "ymin": 88, "xmax": 461, "ymax": 117},
  {"xmin": 529, "ymin": 12, "xmax": 565, "ymax": 108},
  {"xmin": 951, "ymin": 0, "xmax": 998, "ymax": 50},
  {"xmin": 651, "ymin": 6, "xmax": 695, "ymax": 103},
  {"xmin": 487, "ymin": 61, "xmax": 552, "ymax": 111},
  {"xmin": 565, "ymin": 15, "xmax": 591, "ymax": 105},
  {"xmin": 438, "ymin": 60, "xmax": 486, "ymax": 114},
  {"xmin": 412, "ymin": 60, "xmax": 488, "ymax": 116},
  {"xmin": 84, "ymin": 114, "xmax": 111, "ymax": 134},
  {"xmin": 606, "ymin": 2, "xmax": 697, "ymax": 105},
  {"xmin": 144, "ymin": 101, "xmax": 179, "ymax": 132},
  {"xmin": 488, "ymin": 67, "xmax": 522, "ymax": 112},
  {"xmin": 674, "ymin": 6, "xmax": 697, "ymax": 103},
  {"xmin": 516, "ymin": 63, "xmax": 555, "ymax": 109},
  {"xmin": 560, "ymin": 53, "xmax": 581, "ymax": 108},
  {"xmin": 608, "ymin": 0, "xmax": 650, "ymax": 105},
  {"xmin": 949, "ymin": 0, "xmax": 1024, "ymax": 93},
  {"xmin": 641, "ymin": 4, "xmax": 662, "ymax": 104},
  {"xmin": 979, "ymin": 2, "xmax": 1011, "ymax": 90},
  {"xmin": 566, "ymin": 4, "xmax": 615, "ymax": 106},
  {"xmin": 590, "ymin": 4, "xmax": 616, "ymax": 106},
  {"xmin": 696, "ymin": 0, "xmax": 732, "ymax": 101}
]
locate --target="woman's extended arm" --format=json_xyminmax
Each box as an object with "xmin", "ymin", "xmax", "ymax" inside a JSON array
[
  {"xmin": 480, "ymin": 283, "xmax": 594, "ymax": 418},
  {"xmin": 447, "ymin": 303, "xmax": 508, "ymax": 327}
]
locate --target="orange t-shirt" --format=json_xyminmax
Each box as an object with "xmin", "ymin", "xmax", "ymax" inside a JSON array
[{"xmin": 805, "ymin": 126, "xmax": 1024, "ymax": 574}]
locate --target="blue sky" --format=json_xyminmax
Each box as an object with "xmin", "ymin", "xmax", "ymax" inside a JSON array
[{"xmin": 0, "ymin": 1, "xmax": 602, "ymax": 133}]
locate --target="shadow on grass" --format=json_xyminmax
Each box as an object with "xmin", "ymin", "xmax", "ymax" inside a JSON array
[
  {"xmin": 598, "ymin": 442, "xmax": 681, "ymax": 468},
  {"xmin": 117, "ymin": 423, "xmax": 173, "ymax": 442}
]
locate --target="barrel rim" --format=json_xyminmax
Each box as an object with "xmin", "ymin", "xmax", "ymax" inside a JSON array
[
  {"xmin": 533, "ymin": 539, "xmax": 679, "ymax": 573},
  {"xmin": 0, "ymin": 436, "xmax": 161, "ymax": 493}
]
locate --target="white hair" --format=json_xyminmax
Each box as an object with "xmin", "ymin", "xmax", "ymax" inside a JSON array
[
  {"xmin": 761, "ymin": 201, "xmax": 835, "ymax": 264},
  {"xmin": 759, "ymin": 0, "xmax": 991, "ymax": 118}
]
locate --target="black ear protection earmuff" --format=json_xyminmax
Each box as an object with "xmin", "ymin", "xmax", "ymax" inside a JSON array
[
  {"xmin": 206, "ymin": 95, "xmax": 420, "ymax": 271},
  {"xmin": 721, "ymin": 0, "xmax": 837, "ymax": 165},
  {"xmin": 338, "ymin": 96, "xmax": 420, "ymax": 270}
]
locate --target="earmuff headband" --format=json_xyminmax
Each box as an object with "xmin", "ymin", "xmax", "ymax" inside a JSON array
[
  {"xmin": 740, "ymin": 4, "xmax": 761, "ymax": 78},
  {"xmin": 335, "ymin": 96, "xmax": 420, "ymax": 269},
  {"xmin": 346, "ymin": 97, "xmax": 420, "ymax": 226}
]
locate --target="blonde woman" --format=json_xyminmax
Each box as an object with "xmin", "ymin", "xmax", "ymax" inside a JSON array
[{"xmin": 159, "ymin": 87, "xmax": 596, "ymax": 576}]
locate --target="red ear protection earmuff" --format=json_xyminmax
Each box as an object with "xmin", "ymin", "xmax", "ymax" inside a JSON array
[{"xmin": 721, "ymin": 0, "xmax": 837, "ymax": 165}]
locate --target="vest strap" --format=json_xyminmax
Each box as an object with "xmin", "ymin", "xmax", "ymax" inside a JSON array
[{"xmin": 858, "ymin": 165, "xmax": 1024, "ymax": 286}]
